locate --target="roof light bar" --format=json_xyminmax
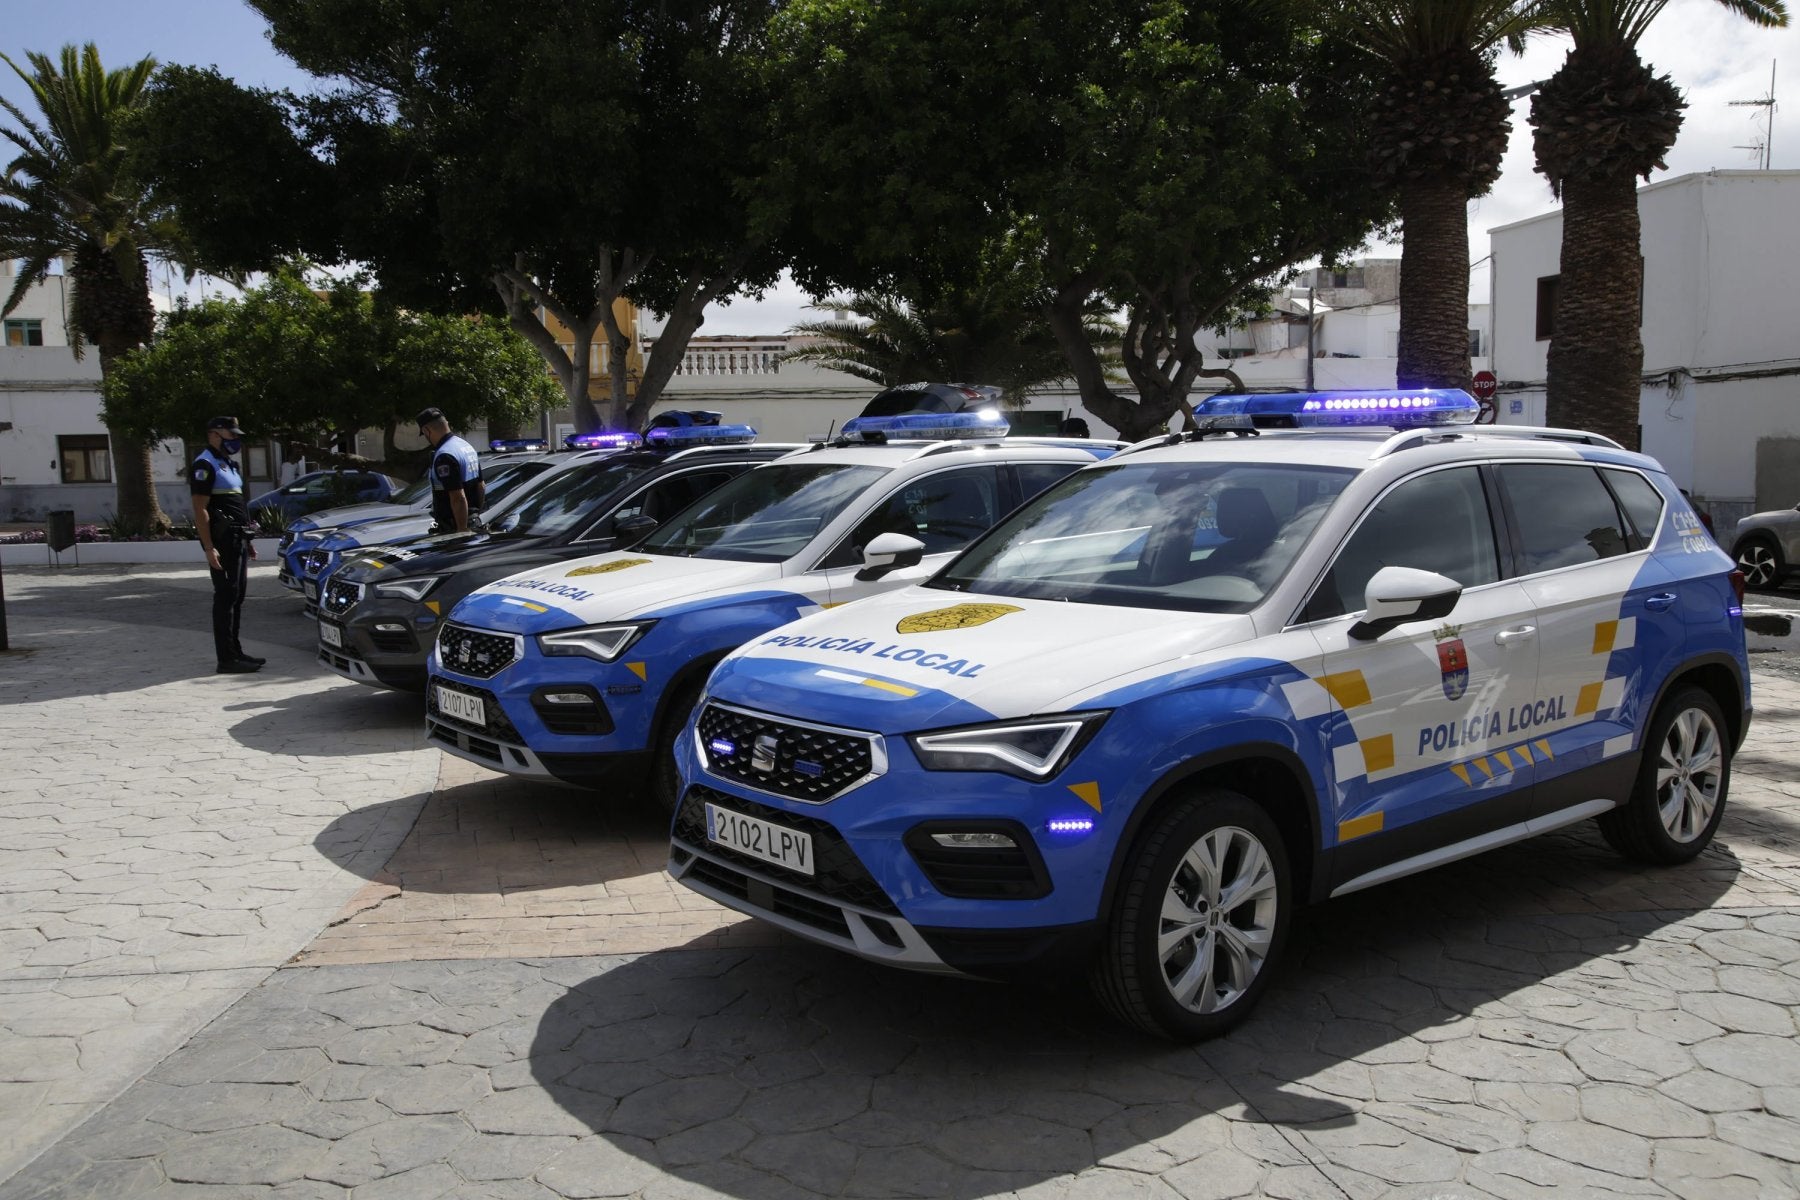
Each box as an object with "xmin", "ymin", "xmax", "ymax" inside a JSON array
[
  {"xmin": 839, "ymin": 409, "xmax": 1011, "ymax": 443},
  {"xmin": 647, "ymin": 409, "xmax": 725, "ymax": 429},
  {"xmin": 645, "ymin": 423, "xmax": 758, "ymax": 448},
  {"xmin": 564, "ymin": 432, "xmax": 644, "ymax": 450},
  {"xmin": 1194, "ymin": 389, "xmax": 1480, "ymax": 430},
  {"xmin": 489, "ymin": 438, "xmax": 548, "ymax": 452}
]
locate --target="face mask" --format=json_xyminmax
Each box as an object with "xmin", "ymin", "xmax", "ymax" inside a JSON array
[{"xmin": 221, "ymin": 437, "xmax": 243, "ymax": 455}]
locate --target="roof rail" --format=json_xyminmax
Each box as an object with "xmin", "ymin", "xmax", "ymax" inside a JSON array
[
  {"xmin": 1371, "ymin": 424, "xmax": 1626, "ymax": 460},
  {"xmin": 907, "ymin": 438, "xmax": 1010, "ymax": 459},
  {"xmin": 1112, "ymin": 428, "xmax": 1262, "ymax": 458},
  {"xmin": 661, "ymin": 442, "xmax": 804, "ymax": 464},
  {"xmin": 1003, "ymin": 436, "xmax": 1132, "ymax": 453}
]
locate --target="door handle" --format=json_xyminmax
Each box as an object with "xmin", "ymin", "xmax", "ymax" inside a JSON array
[
  {"xmin": 1494, "ymin": 625, "xmax": 1536, "ymax": 645},
  {"xmin": 1644, "ymin": 593, "xmax": 1677, "ymax": 612}
]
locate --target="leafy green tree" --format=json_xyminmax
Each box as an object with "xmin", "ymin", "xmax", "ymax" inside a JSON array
[
  {"xmin": 783, "ymin": 284, "xmax": 1119, "ymax": 406},
  {"xmin": 774, "ymin": 0, "xmax": 1391, "ymax": 440},
  {"xmin": 1340, "ymin": 0, "xmax": 1549, "ymax": 391},
  {"xmin": 0, "ymin": 44, "xmax": 182, "ymax": 532},
  {"xmin": 102, "ymin": 268, "xmax": 559, "ymax": 479},
  {"xmin": 131, "ymin": 1, "xmax": 794, "ymax": 435},
  {"xmin": 1530, "ymin": 0, "xmax": 1787, "ymax": 445}
]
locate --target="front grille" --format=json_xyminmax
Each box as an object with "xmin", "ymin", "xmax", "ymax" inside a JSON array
[
  {"xmin": 299, "ymin": 549, "xmax": 328, "ymax": 577},
  {"xmin": 696, "ymin": 703, "xmax": 877, "ymax": 802},
  {"xmin": 426, "ymin": 675, "xmax": 522, "ymax": 742},
  {"xmin": 370, "ymin": 628, "xmax": 417, "ymax": 654},
  {"xmin": 436, "ymin": 623, "xmax": 520, "ymax": 679},
  {"xmin": 322, "ymin": 578, "xmax": 362, "ymax": 618},
  {"xmin": 675, "ymin": 784, "xmax": 899, "ymax": 914}
]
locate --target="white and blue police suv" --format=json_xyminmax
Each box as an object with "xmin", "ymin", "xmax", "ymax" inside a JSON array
[
  {"xmin": 668, "ymin": 390, "xmax": 1751, "ymax": 1040},
  {"xmin": 424, "ymin": 410, "xmax": 1118, "ymax": 810}
]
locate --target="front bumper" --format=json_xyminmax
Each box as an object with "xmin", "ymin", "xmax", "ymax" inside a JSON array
[
  {"xmin": 423, "ymin": 670, "xmax": 651, "ymax": 788},
  {"xmin": 315, "ymin": 595, "xmax": 438, "ymax": 693}
]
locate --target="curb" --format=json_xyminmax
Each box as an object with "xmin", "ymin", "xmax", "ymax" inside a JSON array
[{"xmin": 1745, "ymin": 605, "xmax": 1797, "ymax": 652}]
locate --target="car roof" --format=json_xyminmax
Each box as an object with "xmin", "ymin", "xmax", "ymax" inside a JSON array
[
  {"xmin": 1105, "ymin": 426, "xmax": 1666, "ymax": 476},
  {"xmin": 770, "ymin": 439, "xmax": 1103, "ymax": 470}
]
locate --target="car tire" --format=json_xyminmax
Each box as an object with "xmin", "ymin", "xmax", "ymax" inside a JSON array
[
  {"xmin": 1734, "ymin": 535, "xmax": 1785, "ymax": 591},
  {"xmin": 651, "ymin": 678, "xmax": 704, "ymax": 816},
  {"xmin": 1090, "ymin": 788, "xmax": 1291, "ymax": 1041},
  {"xmin": 1597, "ymin": 686, "xmax": 1731, "ymax": 865}
]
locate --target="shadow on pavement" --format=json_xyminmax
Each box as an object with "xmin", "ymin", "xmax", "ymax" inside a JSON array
[
  {"xmin": 225, "ymin": 683, "xmax": 426, "ymax": 758},
  {"xmin": 529, "ymin": 824, "xmax": 1741, "ymax": 1198}
]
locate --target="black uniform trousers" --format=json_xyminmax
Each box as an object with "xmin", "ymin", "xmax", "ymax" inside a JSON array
[{"xmin": 210, "ymin": 524, "xmax": 250, "ymax": 665}]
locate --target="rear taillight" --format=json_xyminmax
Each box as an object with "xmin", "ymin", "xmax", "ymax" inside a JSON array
[{"xmin": 1729, "ymin": 570, "xmax": 1747, "ymax": 606}]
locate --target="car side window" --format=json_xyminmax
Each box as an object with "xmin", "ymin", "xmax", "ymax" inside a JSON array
[
  {"xmin": 818, "ymin": 465, "xmax": 1003, "ymax": 570},
  {"xmin": 1603, "ymin": 468, "xmax": 1666, "ymax": 550},
  {"xmin": 1303, "ymin": 466, "xmax": 1500, "ymax": 622},
  {"xmin": 1013, "ymin": 463, "xmax": 1078, "ymax": 506},
  {"xmin": 1498, "ymin": 463, "xmax": 1632, "ymax": 574}
]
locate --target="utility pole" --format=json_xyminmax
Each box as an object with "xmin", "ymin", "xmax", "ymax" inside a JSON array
[
  {"xmin": 1305, "ymin": 286, "xmax": 1316, "ymax": 392},
  {"xmin": 1730, "ymin": 60, "xmax": 1778, "ymax": 170}
]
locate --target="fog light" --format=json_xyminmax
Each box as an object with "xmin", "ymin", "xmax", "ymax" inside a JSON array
[
  {"xmin": 929, "ymin": 831, "xmax": 1017, "ymax": 849},
  {"xmin": 374, "ymin": 622, "xmax": 406, "ymax": 633},
  {"xmin": 542, "ymin": 692, "xmax": 593, "ymax": 705}
]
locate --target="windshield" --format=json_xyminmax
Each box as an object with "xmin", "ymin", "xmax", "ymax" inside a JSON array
[
  {"xmin": 504, "ymin": 459, "xmax": 651, "ymax": 537},
  {"xmin": 479, "ymin": 460, "xmax": 550, "ymax": 510},
  {"xmin": 930, "ymin": 460, "xmax": 1356, "ymax": 613},
  {"xmin": 394, "ymin": 475, "xmax": 432, "ymax": 504},
  {"xmin": 642, "ymin": 463, "xmax": 888, "ymax": 562}
]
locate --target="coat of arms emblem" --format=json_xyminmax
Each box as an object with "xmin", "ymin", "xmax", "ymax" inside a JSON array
[
  {"xmin": 1434, "ymin": 623, "xmax": 1468, "ymax": 702},
  {"xmin": 895, "ymin": 603, "xmax": 1023, "ymax": 635}
]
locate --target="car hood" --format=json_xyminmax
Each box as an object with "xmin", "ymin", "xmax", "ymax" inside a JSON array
[
  {"xmin": 320, "ymin": 513, "xmax": 436, "ymax": 550},
  {"xmin": 289, "ymin": 500, "xmax": 418, "ymax": 532},
  {"xmin": 705, "ymin": 585, "xmax": 1256, "ymax": 734},
  {"xmin": 446, "ymin": 552, "xmax": 787, "ymax": 635},
  {"xmin": 335, "ymin": 530, "xmax": 562, "ymax": 579}
]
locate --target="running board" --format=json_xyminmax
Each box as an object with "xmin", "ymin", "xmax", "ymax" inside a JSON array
[{"xmin": 1330, "ymin": 799, "xmax": 1617, "ymax": 898}]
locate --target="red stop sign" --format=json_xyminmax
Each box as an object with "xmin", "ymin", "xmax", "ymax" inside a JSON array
[{"xmin": 1471, "ymin": 371, "xmax": 1498, "ymax": 402}]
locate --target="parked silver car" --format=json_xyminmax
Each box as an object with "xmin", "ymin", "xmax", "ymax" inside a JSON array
[{"xmin": 1731, "ymin": 503, "xmax": 1800, "ymax": 589}]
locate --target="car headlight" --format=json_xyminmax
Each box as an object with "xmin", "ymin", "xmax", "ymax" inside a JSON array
[
  {"xmin": 536, "ymin": 621, "xmax": 655, "ymax": 663},
  {"xmin": 909, "ymin": 712, "xmax": 1110, "ymax": 781},
  {"xmin": 372, "ymin": 576, "xmax": 444, "ymax": 601}
]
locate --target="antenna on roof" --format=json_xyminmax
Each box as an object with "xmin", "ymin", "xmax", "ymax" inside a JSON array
[{"xmin": 1729, "ymin": 60, "xmax": 1778, "ymax": 171}]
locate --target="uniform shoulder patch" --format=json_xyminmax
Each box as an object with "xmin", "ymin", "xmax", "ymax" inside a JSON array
[
  {"xmin": 567, "ymin": 558, "xmax": 651, "ymax": 577},
  {"xmin": 896, "ymin": 603, "xmax": 1023, "ymax": 634}
]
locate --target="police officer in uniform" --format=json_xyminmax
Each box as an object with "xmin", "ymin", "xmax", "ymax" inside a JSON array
[
  {"xmin": 417, "ymin": 407, "xmax": 484, "ymax": 533},
  {"xmin": 190, "ymin": 416, "xmax": 265, "ymax": 674}
]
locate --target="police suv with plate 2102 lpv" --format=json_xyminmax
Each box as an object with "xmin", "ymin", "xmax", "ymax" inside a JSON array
[
  {"xmin": 670, "ymin": 389, "xmax": 1751, "ymax": 1041},
  {"xmin": 317, "ymin": 427, "xmax": 801, "ymax": 693},
  {"xmin": 424, "ymin": 408, "xmax": 1121, "ymax": 810}
]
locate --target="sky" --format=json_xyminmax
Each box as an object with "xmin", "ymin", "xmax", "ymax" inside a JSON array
[{"xmin": 4, "ymin": 0, "xmax": 1795, "ymax": 333}]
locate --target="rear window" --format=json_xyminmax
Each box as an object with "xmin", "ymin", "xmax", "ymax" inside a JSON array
[{"xmin": 1497, "ymin": 463, "xmax": 1632, "ymax": 574}]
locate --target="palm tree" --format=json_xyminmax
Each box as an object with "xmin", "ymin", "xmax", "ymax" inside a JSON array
[
  {"xmin": 1530, "ymin": 0, "xmax": 1787, "ymax": 446},
  {"xmin": 1340, "ymin": 0, "xmax": 1549, "ymax": 391},
  {"xmin": 0, "ymin": 44, "xmax": 178, "ymax": 532},
  {"xmin": 783, "ymin": 288, "xmax": 1118, "ymax": 407}
]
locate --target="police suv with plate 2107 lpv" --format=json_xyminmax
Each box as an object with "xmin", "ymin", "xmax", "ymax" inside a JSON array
[
  {"xmin": 669, "ymin": 389, "xmax": 1751, "ymax": 1041},
  {"xmin": 424, "ymin": 409, "xmax": 1120, "ymax": 810},
  {"xmin": 317, "ymin": 427, "xmax": 800, "ymax": 692}
]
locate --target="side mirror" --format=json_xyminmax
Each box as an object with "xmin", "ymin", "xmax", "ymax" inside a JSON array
[
  {"xmin": 856, "ymin": 532, "xmax": 927, "ymax": 582},
  {"xmin": 1349, "ymin": 566, "xmax": 1463, "ymax": 641},
  {"xmin": 614, "ymin": 513, "xmax": 658, "ymax": 547}
]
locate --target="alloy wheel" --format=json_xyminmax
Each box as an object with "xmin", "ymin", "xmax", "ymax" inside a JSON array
[
  {"xmin": 1737, "ymin": 541, "xmax": 1778, "ymax": 588},
  {"xmin": 1157, "ymin": 825, "xmax": 1279, "ymax": 1014},
  {"xmin": 1656, "ymin": 707, "xmax": 1723, "ymax": 844}
]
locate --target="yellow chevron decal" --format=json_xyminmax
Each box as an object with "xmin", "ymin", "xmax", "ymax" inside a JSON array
[
  {"xmin": 1576, "ymin": 682, "xmax": 1605, "ymax": 716},
  {"xmin": 1338, "ymin": 812, "xmax": 1384, "ymax": 841},
  {"xmin": 1593, "ymin": 620, "xmax": 1619, "ymax": 654},
  {"xmin": 1318, "ymin": 670, "xmax": 1372, "ymax": 710},
  {"xmin": 626, "ymin": 662, "xmax": 647, "ymax": 681},
  {"xmin": 1068, "ymin": 781, "xmax": 1101, "ymax": 812},
  {"xmin": 1474, "ymin": 757, "xmax": 1494, "ymax": 780},
  {"xmin": 1360, "ymin": 734, "xmax": 1395, "ymax": 774},
  {"xmin": 424, "ymin": 600, "xmax": 441, "ymax": 615},
  {"xmin": 1515, "ymin": 743, "xmax": 1533, "ymax": 766},
  {"xmin": 1494, "ymin": 749, "xmax": 1515, "ymax": 772},
  {"xmin": 1450, "ymin": 763, "xmax": 1472, "ymax": 786},
  {"xmin": 1535, "ymin": 738, "xmax": 1554, "ymax": 761}
]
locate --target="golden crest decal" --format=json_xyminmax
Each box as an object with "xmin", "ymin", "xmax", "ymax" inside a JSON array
[
  {"xmin": 567, "ymin": 558, "xmax": 652, "ymax": 578},
  {"xmin": 895, "ymin": 603, "xmax": 1023, "ymax": 635}
]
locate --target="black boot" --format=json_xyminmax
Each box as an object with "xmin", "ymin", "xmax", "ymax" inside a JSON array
[{"xmin": 216, "ymin": 660, "xmax": 261, "ymax": 674}]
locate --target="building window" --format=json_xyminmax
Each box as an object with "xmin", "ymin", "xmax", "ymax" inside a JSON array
[
  {"xmin": 1535, "ymin": 276, "xmax": 1559, "ymax": 341},
  {"xmin": 5, "ymin": 318, "xmax": 44, "ymax": 346},
  {"xmin": 1469, "ymin": 328, "xmax": 1483, "ymax": 357},
  {"xmin": 58, "ymin": 434, "xmax": 111, "ymax": 483}
]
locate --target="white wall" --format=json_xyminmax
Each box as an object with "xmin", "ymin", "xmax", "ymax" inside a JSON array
[{"xmin": 0, "ymin": 262, "xmax": 72, "ymax": 346}]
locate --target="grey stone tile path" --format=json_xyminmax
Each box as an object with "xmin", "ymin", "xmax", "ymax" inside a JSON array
[
  {"xmin": 0, "ymin": 566, "xmax": 438, "ymax": 1184},
  {"xmin": 2, "ymin": 564, "xmax": 1797, "ymax": 1198}
]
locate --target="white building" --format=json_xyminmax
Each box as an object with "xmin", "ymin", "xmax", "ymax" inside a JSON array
[{"xmin": 1489, "ymin": 169, "xmax": 1800, "ymax": 530}]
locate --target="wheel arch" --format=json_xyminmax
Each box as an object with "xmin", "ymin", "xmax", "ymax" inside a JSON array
[
  {"xmin": 1647, "ymin": 653, "xmax": 1748, "ymax": 752},
  {"xmin": 1098, "ymin": 744, "xmax": 1328, "ymax": 918}
]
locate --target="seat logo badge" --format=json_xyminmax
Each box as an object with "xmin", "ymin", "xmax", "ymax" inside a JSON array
[
  {"xmin": 751, "ymin": 734, "xmax": 779, "ymax": 774},
  {"xmin": 896, "ymin": 603, "xmax": 1023, "ymax": 634},
  {"xmin": 1435, "ymin": 624, "xmax": 1468, "ymax": 702}
]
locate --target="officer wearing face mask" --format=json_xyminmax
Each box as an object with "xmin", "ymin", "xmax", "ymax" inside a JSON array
[{"xmin": 190, "ymin": 416, "xmax": 265, "ymax": 674}]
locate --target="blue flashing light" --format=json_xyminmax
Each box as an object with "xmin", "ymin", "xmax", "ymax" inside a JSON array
[
  {"xmin": 1193, "ymin": 389, "xmax": 1480, "ymax": 430},
  {"xmin": 1047, "ymin": 817, "xmax": 1096, "ymax": 834},
  {"xmin": 840, "ymin": 409, "xmax": 1010, "ymax": 442},
  {"xmin": 708, "ymin": 738, "xmax": 737, "ymax": 757},
  {"xmin": 645, "ymin": 423, "xmax": 758, "ymax": 449},
  {"xmin": 564, "ymin": 431, "xmax": 644, "ymax": 450},
  {"xmin": 489, "ymin": 438, "xmax": 548, "ymax": 452}
]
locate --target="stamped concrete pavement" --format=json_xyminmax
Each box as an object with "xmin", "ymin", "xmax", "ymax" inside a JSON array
[{"xmin": 1, "ymin": 563, "xmax": 1798, "ymax": 1198}]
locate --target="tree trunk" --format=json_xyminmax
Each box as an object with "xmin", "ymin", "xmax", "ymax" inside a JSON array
[
  {"xmin": 95, "ymin": 342, "xmax": 169, "ymax": 534},
  {"xmin": 1396, "ymin": 175, "xmax": 1473, "ymax": 392},
  {"xmin": 1544, "ymin": 170, "xmax": 1644, "ymax": 450},
  {"xmin": 1046, "ymin": 287, "xmax": 1174, "ymax": 441}
]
